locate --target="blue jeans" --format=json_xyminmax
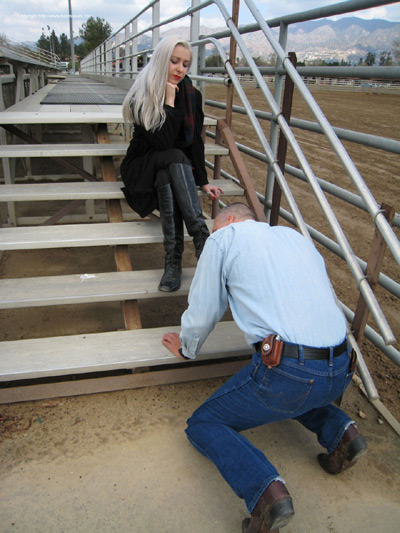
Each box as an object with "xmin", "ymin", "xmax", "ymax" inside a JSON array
[{"xmin": 186, "ymin": 348, "xmax": 354, "ymax": 513}]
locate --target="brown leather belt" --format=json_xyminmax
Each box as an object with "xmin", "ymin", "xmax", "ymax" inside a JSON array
[{"xmin": 253, "ymin": 339, "xmax": 347, "ymax": 360}]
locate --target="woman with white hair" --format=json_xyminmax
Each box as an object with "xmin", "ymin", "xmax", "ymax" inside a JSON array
[{"xmin": 121, "ymin": 36, "xmax": 222, "ymax": 292}]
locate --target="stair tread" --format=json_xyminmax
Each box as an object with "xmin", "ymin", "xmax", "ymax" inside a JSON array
[
  {"xmin": 0, "ymin": 142, "xmax": 229, "ymax": 157},
  {"xmin": 0, "ymin": 322, "xmax": 251, "ymax": 381},
  {"xmin": 0, "ymin": 268, "xmax": 196, "ymax": 308},
  {"xmin": 0, "ymin": 179, "xmax": 243, "ymax": 202},
  {"xmin": 0, "ymin": 219, "xmax": 214, "ymax": 251}
]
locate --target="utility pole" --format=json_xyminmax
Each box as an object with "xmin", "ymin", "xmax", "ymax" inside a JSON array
[{"xmin": 68, "ymin": 0, "xmax": 75, "ymax": 74}]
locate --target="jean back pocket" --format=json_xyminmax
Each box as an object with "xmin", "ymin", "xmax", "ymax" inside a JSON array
[{"xmin": 256, "ymin": 365, "xmax": 314, "ymax": 414}]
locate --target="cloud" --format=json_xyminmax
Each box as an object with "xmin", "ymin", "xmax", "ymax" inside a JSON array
[{"xmin": 2, "ymin": 0, "xmax": 399, "ymax": 44}]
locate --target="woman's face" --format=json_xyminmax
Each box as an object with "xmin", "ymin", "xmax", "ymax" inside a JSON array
[{"xmin": 168, "ymin": 45, "xmax": 191, "ymax": 86}]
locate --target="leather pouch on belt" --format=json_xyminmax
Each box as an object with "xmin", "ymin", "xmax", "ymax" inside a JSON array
[
  {"xmin": 261, "ymin": 334, "xmax": 284, "ymax": 368},
  {"xmin": 349, "ymin": 349, "xmax": 357, "ymax": 373}
]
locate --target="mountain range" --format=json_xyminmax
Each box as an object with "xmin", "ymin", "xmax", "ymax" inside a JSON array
[
  {"xmin": 23, "ymin": 17, "xmax": 399, "ymax": 64},
  {"xmin": 161, "ymin": 17, "xmax": 400, "ymax": 63}
]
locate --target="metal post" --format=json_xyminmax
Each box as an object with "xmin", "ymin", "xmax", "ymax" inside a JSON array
[
  {"xmin": 152, "ymin": 1, "xmax": 160, "ymax": 50},
  {"xmin": 106, "ymin": 40, "xmax": 112, "ymax": 76},
  {"xmin": 270, "ymin": 52, "xmax": 297, "ymax": 226},
  {"xmin": 68, "ymin": 0, "xmax": 75, "ymax": 74},
  {"xmin": 115, "ymin": 35, "xmax": 120, "ymax": 77},
  {"xmin": 124, "ymin": 25, "xmax": 130, "ymax": 76},
  {"xmin": 198, "ymin": 43, "xmax": 206, "ymax": 95},
  {"xmin": 131, "ymin": 21, "xmax": 138, "ymax": 76},
  {"xmin": 190, "ymin": 0, "xmax": 200, "ymax": 81},
  {"xmin": 225, "ymin": 0, "xmax": 239, "ymax": 128},
  {"xmin": 264, "ymin": 22, "xmax": 288, "ymax": 221}
]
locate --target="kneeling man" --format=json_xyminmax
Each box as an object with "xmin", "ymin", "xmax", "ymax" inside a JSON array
[{"xmin": 162, "ymin": 203, "xmax": 367, "ymax": 532}]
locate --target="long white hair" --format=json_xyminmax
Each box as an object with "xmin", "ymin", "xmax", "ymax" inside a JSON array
[{"xmin": 122, "ymin": 36, "xmax": 192, "ymax": 132}]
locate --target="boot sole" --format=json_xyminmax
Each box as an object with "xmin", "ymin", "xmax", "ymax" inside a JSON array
[
  {"xmin": 318, "ymin": 436, "xmax": 368, "ymax": 474},
  {"xmin": 265, "ymin": 497, "xmax": 295, "ymax": 530},
  {"xmin": 158, "ymin": 284, "xmax": 181, "ymax": 292},
  {"xmin": 347, "ymin": 436, "xmax": 368, "ymax": 463}
]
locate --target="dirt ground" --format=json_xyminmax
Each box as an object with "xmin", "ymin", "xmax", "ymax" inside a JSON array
[
  {"xmin": 0, "ymin": 85, "xmax": 399, "ymax": 531},
  {"xmin": 0, "ymin": 374, "xmax": 400, "ymax": 533}
]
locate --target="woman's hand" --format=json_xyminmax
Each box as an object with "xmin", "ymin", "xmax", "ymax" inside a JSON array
[
  {"xmin": 165, "ymin": 82, "xmax": 179, "ymax": 107},
  {"xmin": 201, "ymin": 183, "xmax": 223, "ymax": 200}
]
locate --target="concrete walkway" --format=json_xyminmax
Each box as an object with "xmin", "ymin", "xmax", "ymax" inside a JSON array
[{"xmin": 0, "ymin": 378, "xmax": 399, "ymax": 532}]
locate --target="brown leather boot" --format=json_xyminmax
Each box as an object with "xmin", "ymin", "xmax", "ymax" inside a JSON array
[
  {"xmin": 318, "ymin": 423, "xmax": 367, "ymax": 475},
  {"xmin": 242, "ymin": 481, "xmax": 294, "ymax": 533}
]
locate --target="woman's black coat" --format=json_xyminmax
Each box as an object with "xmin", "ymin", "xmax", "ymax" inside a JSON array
[{"xmin": 120, "ymin": 81, "xmax": 208, "ymax": 218}]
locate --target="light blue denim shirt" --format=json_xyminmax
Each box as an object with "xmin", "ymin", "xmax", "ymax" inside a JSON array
[{"xmin": 180, "ymin": 220, "xmax": 347, "ymax": 359}]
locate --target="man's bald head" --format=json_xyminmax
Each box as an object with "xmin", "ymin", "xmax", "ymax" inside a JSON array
[{"xmin": 213, "ymin": 203, "xmax": 257, "ymax": 232}]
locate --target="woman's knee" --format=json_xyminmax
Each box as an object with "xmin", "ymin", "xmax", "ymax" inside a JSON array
[{"xmin": 157, "ymin": 148, "xmax": 190, "ymax": 166}]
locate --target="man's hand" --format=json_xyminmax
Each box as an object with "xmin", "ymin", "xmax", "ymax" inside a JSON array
[{"xmin": 162, "ymin": 332, "xmax": 187, "ymax": 359}]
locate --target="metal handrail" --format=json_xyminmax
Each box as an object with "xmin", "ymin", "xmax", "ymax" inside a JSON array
[
  {"xmin": 202, "ymin": 65, "xmax": 400, "ymax": 79},
  {"xmin": 206, "ymin": 0, "xmax": 399, "ymax": 39},
  {"xmin": 79, "ymin": 0, "xmax": 399, "ymax": 385},
  {"xmin": 208, "ymin": 0, "xmax": 396, "ymax": 346},
  {"xmin": 205, "ymin": 98, "xmax": 400, "ymax": 158},
  {"xmin": 241, "ymin": 0, "xmax": 400, "ymax": 267},
  {"xmin": 0, "ymin": 35, "xmax": 60, "ymax": 68},
  {"xmin": 206, "ymin": 158, "xmax": 400, "ymax": 374}
]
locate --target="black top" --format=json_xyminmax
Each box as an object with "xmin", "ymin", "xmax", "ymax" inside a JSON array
[{"xmin": 120, "ymin": 81, "xmax": 208, "ymax": 218}]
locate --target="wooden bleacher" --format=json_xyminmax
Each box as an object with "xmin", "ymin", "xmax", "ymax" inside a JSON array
[{"xmin": 0, "ymin": 78, "xmax": 256, "ymax": 403}]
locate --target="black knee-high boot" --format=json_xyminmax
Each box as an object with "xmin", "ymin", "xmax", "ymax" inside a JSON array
[
  {"xmin": 168, "ymin": 163, "xmax": 210, "ymax": 258},
  {"xmin": 157, "ymin": 183, "xmax": 184, "ymax": 292}
]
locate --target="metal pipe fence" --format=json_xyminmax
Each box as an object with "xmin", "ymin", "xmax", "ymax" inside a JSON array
[
  {"xmin": 203, "ymin": 66, "xmax": 400, "ymax": 80},
  {"xmin": 206, "ymin": 0, "xmax": 397, "ymax": 348},
  {"xmin": 204, "ymin": 99, "xmax": 400, "ymax": 158},
  {"xmin": 79, "ymin": 0, "xmax": 400, "ymax": 397},
  {"xmin": 205, "ymin": 157, "xmax": 400, "ymax": 377}
]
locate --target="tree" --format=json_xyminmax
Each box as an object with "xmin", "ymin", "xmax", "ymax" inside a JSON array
[
  {"xmin": 252, "ymin": 56, "xmax": 266, "ymax": 66},
  {"xmin": 37, "ymin": 32, "xmax": 50, "ymax": 52},
  {"xmin": 74, "ymin": 42, "xmax": 86, "ymax": 60},
  {"xmin": 79, "ymin": 17, "xmax": 112, "ymax": 56},
  {"xmin": 59, "ymin": 33, "xmax": 70, "ymax": 61},
  {"xmin": 392, "ymin": 39, "xmax": 400, "ymax": 65},
  {"xmin": 365, "ymin": 52, "xmax": 376, "ymax": 66},
  {"xmin": 50, "ymin": 30, "xmax": 61, "ymax": 57},
  {"xmin": 205, "ymin": 51, "xmax": 223, "ymax": 68},
  {"xmin": 379, "ymin": 51, "xmax": 392, "ymax": 66}
]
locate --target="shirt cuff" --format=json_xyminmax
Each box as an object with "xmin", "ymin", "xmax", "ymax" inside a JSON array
[{"xmin": 178, "ymin": 348, "xmax": 192, "ymax": 360}]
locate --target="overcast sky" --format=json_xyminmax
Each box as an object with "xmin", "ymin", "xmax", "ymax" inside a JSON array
[{"xmin": 2, "ymin": 1, "xmax": 400, "ymax": 43}]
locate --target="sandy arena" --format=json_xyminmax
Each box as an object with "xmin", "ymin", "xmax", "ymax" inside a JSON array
[{"xmin": 0, "ymin": 86, "xmax": 399, "ymax": 531}]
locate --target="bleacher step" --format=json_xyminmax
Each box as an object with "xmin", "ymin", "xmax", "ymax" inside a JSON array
[
  {"xmin": 0, "ymin": 322, "xmax": 251, "ymax": 381},
  {"xmin": 0, "ymin": 142, "xmax": 229, "ymax": 158},
  {"xmin": 0, "ymin": 179, "xmax": 243, "ymax": 202},
  {"xmin": 0, "ymin": 268, "xmax": 195, "ymax": 308},
  {"xmin": 0, "ymin": 219, "xmax": 214, "ymax": 251},
  {"xmin": 0, "ymin": 113, "xmax": 218, "ymax": 126}
]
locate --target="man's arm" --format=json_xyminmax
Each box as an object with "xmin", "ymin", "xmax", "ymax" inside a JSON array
[{"xmin": 162, "ymin": 236, "xmax": 229, "ymax": 359}]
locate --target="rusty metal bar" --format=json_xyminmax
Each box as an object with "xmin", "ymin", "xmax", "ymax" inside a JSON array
[
  {"xmin": 352, "ymin": 203, "xmax": 396, "ymax": 343},
  {"xmin": 217, "ymin": 118, "xmax": 266, "ymax": 222},
  {"xmin": 225, "ymin": 0, "xmax": 240, "ymax": 129},
  {"xmin": 270, "ymin": 51, "xmax": 297, "ymax": 227}
]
